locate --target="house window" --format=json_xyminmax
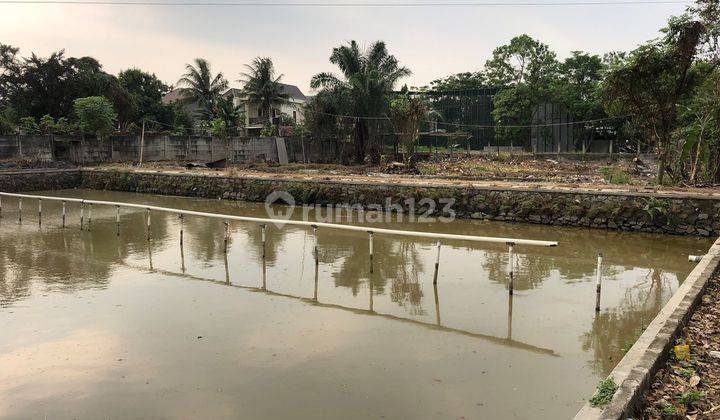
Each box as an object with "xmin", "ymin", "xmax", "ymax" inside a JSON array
[{"xmin": 293, "ymin": 111, "xmax": 297, "ymax": 122}]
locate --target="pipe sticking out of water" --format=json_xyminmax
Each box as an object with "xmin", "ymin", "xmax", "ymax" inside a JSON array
[
  {"xmin": 368, "ymin": 231, "xmax": 374, "ymax": 274},
  {"xmin": 433, "ymin": 241, "xmax": 441, "ymax": 285},
  {"xmin": 508, "ymin": 243, "xmax": 515, "ymax": 295},
  {"xmin": 261, "ymin": 224, "xmax": 267, "ymax": 260},
  {"xmin": 595, "ymin": 252, "xmax": 603, "ymax": 312},
  {"xmin": 224, "ymin": 221, "xmax": 229, "ymax": 254},
  {"xmin": 0, "ymin": 192, "xmax": 559, "ymax": 248},
  {"xmin": 688, "ymin": 255, "xmax": 704, "ymax": 262},
  {"xmin": 146, "ymin": 208, "xmax": 151, "ymax": 241},
  {"xmin": 116, "ymin": 205, "xmax": 120, "ymax": 236}
]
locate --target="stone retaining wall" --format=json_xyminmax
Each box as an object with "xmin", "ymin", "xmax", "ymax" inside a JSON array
[
  {"xmin": 79, "ymin": 169, "xmax": 720, "ymax": 237},
  {"xmin": 1, "ymin": 168, "xmax": 717, "ymax": 237},
  {"xmin": 0, "ymin": 169, "xmax": 81, "ymax": 192}
]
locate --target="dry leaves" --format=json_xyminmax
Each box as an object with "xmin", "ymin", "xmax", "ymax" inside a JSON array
[{"xmin": 640, "ymin": 272, "xmax": 720, "ymax": 419}]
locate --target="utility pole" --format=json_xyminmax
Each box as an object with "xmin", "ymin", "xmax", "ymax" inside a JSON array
[{"xmin": 139, "ymin": 119, "xmax": 146, "ymax": 166}]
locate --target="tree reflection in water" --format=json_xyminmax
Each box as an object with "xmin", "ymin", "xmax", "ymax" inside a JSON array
[
  {"xmin": 582, "ymin": 268, "xmax": 676, "ymax": 376},
  {"xmin": 0, "ymin": 191, "xmax": 711, "ymax": 375}
]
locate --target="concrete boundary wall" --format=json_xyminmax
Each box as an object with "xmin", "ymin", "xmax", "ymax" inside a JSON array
[
  {"xmin": 0, "ymin": 135, "xmax": 282, "ymax": 164},
  {"xmin": 574, "ymin": 237, "xmax": 720, "ymax": 419}
]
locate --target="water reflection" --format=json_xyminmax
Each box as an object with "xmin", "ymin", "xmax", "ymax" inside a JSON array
[
  {"xmin": 0, "ymin": 190, "xmax": 712, "ymax": 382},
  {"xmin": 582, "ymin": 268, "xmax": 675, "ymax": 375}
]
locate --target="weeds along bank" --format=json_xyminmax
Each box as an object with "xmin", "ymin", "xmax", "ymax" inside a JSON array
[{"xmin": 1, "ymin": 168, "xmax": 717, "ymax": 237}]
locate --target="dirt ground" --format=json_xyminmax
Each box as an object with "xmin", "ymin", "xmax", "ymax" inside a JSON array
[
  {"xmin": 640, "ymin": 271, "xmax": 720, "ymax": 419},
  {"xmin": 84, "ymin": 155, "xmax": 720, "ymax": 198},
  {"xmin": 5, "ymin": 154, "xmax": 720, "ymax": 196}
]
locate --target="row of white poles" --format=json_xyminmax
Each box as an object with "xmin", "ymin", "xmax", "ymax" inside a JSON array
[{"xmin": 4, "ymin": 192, "xmax": 616, "ymax": 307}]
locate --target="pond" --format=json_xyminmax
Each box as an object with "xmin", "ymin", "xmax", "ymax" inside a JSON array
[{"xmin": 0, "ymin": 190, "xmax": 712, "ymax": 419}]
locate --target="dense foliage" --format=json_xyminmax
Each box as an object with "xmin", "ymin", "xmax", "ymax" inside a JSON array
[
  {"xmin": 310, "ymin": 40, "xmax": 411, "ymax": 162},
  {"xmin": 0, "ymin": 45, "xmax": 179, "ymax": 135},
  {"xmin": 239, "ymin": 57, "xmax": 289, "ymax": 124},
  {"xmin": 0, "ymin": 0, "xmax": 717, "ymax": 183},
  {"xmin": 73, "ymin": 96, "xmax": 117, "ymax": 138}
]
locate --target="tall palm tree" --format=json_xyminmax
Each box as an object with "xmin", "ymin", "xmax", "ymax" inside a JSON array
[
  {"xmin": 177, "ymin": 58, "xmax": 228, "ymax": 122},
  {"xmin": 311, "ymin": 40, "xmax": 411, "ymax": 162},
  {"xmin": 239, "ymin": 57, "xmax": 289, "ymax": 124}
]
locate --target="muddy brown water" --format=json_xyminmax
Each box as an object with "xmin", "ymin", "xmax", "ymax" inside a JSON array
[{"xmin": 0, "ymin": 190, "xmax": 712, "ymax": 419}]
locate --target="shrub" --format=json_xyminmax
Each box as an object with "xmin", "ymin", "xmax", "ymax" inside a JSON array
[
  {"xmin": 589, "ymin": 377, "xmax": 618, "ymax": 407},
  {"xmin": 19, "ymin": 116, "xmax": 39, "ymax": 135},
  {"xmin": 678, "ymin": 390, "xmax": 704, "ymax": 408},
  {"xmin": 73, "ymin": 96, "xmax": 117, "ymax": 137}
]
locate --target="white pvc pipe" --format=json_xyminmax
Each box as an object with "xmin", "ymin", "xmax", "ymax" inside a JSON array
[
  {"xmin": 508, "ymin": 244, "xmax": 514, "ymax": 295},
  {"xmin": 0, "ymin": 192, "xmax": 559, "ymax": 247},
  {"xmin": 433, "ymin": 241, "xmax": 441, "ymax": 285},
  {"xmin": 368, "ymin": 231, "xmax": 374, "ymax": 273},
  {"xmin": 312, "ymin": 225, "xmax": 318, "ymax": 265},
  {"xmin": 595, "ymin": 252, "xmax": 603, "ymax": 312},
  {"xmin": 116, "ymin": 205, "xmax": 120, "ymax": 236},
  {"xmin": 688, "ymin": 255, "xmax": 704, "ymax": 262}
]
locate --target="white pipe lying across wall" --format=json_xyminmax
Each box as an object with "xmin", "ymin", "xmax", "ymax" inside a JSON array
[{"xmin": 0, "ymin": 192, "xmax": 559, "ymax": 247}]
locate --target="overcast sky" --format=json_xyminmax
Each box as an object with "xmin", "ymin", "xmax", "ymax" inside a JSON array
[{"xmin": 0, "ymin": 1, "xmax": 690, "ymax": 93}]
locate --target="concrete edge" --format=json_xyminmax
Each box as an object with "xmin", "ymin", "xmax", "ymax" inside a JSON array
[
  {"xmin": 80, "ymin": 167, "xmax": 720, "ymax": 201},
  {"xmin": 573, "ymin": 236, "xmax": 720, "ymax": 419}
]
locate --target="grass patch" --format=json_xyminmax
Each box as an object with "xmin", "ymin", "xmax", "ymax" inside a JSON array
[
  {"xmin": 589, "ymin": 377, "xmax": 619, "ymax": 407},
  {"xmin": 678, "ymin": 390, "xmax": 704, "ymax": 408},
  {"xmin": 660, "ymin": 402, "xmax": 678, "ymax": 417},
  {"xmin": 600, "ymin": 166, "xmax": 632, "ymax": 184}
]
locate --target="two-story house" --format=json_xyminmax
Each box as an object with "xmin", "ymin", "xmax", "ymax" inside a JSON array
[{"xmin": 223, "ymin": 83, "xmax": 308, "ymax": 135}]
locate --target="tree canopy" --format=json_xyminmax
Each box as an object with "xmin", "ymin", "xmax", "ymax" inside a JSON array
[
  {"xmin": 311, "ymin": 40, "xmax": 411, "ymax": 162},
  {"xmin": 239, "ymin": 57, "xmax": 289, "ymax": 124}
]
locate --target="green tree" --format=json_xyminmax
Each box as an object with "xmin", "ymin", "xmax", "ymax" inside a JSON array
[
  {"xmin": 676, "ymin": 66, "xmax": 720, "ymax": 183},
  {"xmin": 73, "ymin": 96, "xmax": 117, "ymax": 138},
  {"xmin": 214, "ymin": 95, "xmax": 243, "ymax": 134},
  {"xmin": 39, "ymin": 114, "xmax": 55, "ymax": 134},
  {"xmin": 0, "ymin": 106, "xmax": 18, "ymax": 135},
  {"xmin": 176, "ymin": 58, "xmax": 228, "ymax": 122},
  {"xmin": 19, "ymin": 116, "xmax": 39, "ymax": 135},
  {"xmin": 0, "ymin": 45, "xmax": 131, "ymax": 124},
  {"xmin": 118, "ymin": 68, "xmax": 172, "ymax": 127},
  {"xmin": 390, "ymin": 93, "xmax": 434, "ymax": 164},
  {"xmin": 484, "ymin": 34, "xmax": 558, "ymax": 87},
  {"xmin": 484, "ymin": 35, "xmax": 559, "ymax": 147},
  {"xmin": 553, "ymin": 51, "xmax": 608, "ymax": 149},
  {"xmin": 428, "ymin": 72, "xmax": 487, "ymax": 91},
  {"xmin": 311, "ymin": 40, "xmax": 411, "ymax": 162},
  {"xmin": 303, "ymin": 86, "xmax": 353, "ymax": 163},
  {"xmin": 170, "ymin": 103, "xmax": 193, "ymax": 135},
  {"xmin": 556, "ymin": 52, "xmax": 606, "ymax": 119},
  {"xmin": 602, "ymin": 15, "xmax": 705, "ymax": 183},
  {"xmin": 239, "ymin": 57, "xmax": 289, "ymax": 125}
]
